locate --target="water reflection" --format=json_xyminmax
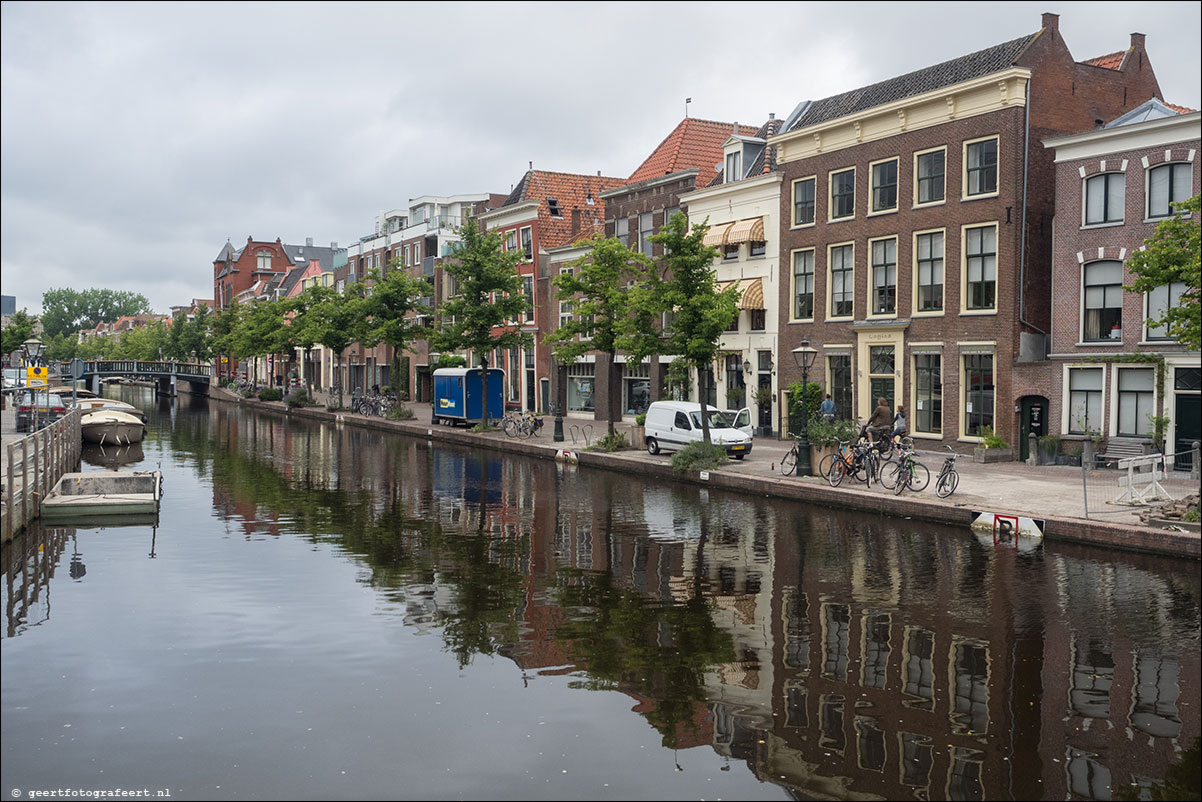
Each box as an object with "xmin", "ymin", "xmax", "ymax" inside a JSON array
[{"xmin": 3, "ymin": 397, "xmax": 1199, "ymax": 801}]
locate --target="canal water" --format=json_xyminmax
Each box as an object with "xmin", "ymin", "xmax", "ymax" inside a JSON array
[{"xmin": 2, "ymin": 389, "xmax": 1198, "ymax": 801}]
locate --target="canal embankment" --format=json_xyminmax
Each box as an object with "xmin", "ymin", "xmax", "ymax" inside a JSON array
[
  {"xmin": 211, "ymin": 388, "xmax": 1199, "ymax": 559},
  {"xmin": 1, "ymin": 404, "xmax": 83, "ymax": 542}
]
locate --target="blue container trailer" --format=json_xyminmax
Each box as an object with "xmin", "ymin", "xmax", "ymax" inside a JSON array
[{"xmin": 432, "ymin": 367, "xmax": 505, "ymax": 426}]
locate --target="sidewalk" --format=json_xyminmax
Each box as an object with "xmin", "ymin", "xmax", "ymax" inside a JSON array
[{"xmin": 217, "ymin": 387, "xmax": 1200, "ymax": 558}]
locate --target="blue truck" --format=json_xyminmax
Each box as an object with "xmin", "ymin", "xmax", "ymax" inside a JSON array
[{"xmin": 432, "ymin": 367, "xmax": 504, "ymax": 426}]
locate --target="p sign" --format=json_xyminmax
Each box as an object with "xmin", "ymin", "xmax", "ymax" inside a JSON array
[{"xmin": 26, "ymin": 365, "xmax": 48, "ymax": 387}]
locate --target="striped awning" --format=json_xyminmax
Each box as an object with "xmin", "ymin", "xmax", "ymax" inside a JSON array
[
  {"xmin": 702, "ymin": 221, "xmax": 735, "ymax": 248},
  {"xmin": 724, "ymin": 217, "xmax": 765, "ymax": 244},
  {"xmin": 717, "ymin": 277, "xmax": 765, "ymax": 310}
]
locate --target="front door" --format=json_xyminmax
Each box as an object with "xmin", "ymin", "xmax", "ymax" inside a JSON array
[
  {"xmin": 1174, "ymin": 393, "xmax": 1200, "ymax": 470},
  {"xmin": 1019, "ymin": 395, "xmax": 1048, "ymax": 461},
  {"xmin": 856, "ymin": 328, "xmax": 905, "ymax": 422}
]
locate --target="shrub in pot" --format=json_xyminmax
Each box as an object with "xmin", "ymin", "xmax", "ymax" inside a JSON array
[
  {"xmin": 973, "ymin": 426, "xmax": 1012, "ymax": 463},
  {"xmin": 1037, "ymin": 433, "xmax": 1060, "ymax": 465}
]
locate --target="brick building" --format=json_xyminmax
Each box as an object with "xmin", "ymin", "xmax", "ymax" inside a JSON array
[
  {"xmin": 770, "ymin": 12, "xmax": 1163, "ymax": 452},
  {"xmin": 476, "ymin": 169, "xmax": 625, "ymax": 414},
  {"xmin": 1013, "ymin": 101, "xmax": 1200, "ymax": 461}
]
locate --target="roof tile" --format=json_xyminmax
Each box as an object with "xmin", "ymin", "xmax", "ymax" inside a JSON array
[{"xmin": 627, "ymin": 118, "xmax": 759, "ymax": 188}]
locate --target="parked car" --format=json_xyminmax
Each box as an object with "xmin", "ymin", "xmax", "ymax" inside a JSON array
[
  {"xmin": 643, "ymin": 400, "xmax": 753, "ymax": 459},
  {"xmin": 16, "ymin": 391, "xmax": 67, "ymax": 433},
  {"xmin": 3, "ymin": 367, "xmax": 25, "ymax": 389},
  {"xmin": 717, "ymin": 407, "xmax": 754, "ymax": 438}
]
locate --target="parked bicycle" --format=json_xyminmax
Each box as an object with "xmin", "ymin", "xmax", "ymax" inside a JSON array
[
  {"xmin": 502, "ymin": 410, "xmax": 544, "ymax": 438},
  {"xmin": 780, "ymin": 432, "xmax": 801, "ymax": 476},
  {"xmin": 881, "ymin": 446, "xmax": 930, "ymax": 495},
  {"xmin": 823, "ymin": 439, "xmax": 876, "ymax": 488},
  {"xmin": 934, "ymin": 446, "xmax": 960, "ymax": 498}
]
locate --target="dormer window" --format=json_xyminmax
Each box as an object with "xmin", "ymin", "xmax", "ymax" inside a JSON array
[
  {"xmin": 725, "ymin": 151, "xmax": 742, "ymax": 183},
  {"xmin": 547, "ymin": 198, "xmax": 562, "ymax": 217}
]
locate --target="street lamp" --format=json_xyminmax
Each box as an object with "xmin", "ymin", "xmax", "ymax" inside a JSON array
[
  {"xmin": 22, "ymin": 336, "xmax": 47, "ymax": 432},
  {"xmin": 552, "ymin": 356, "xmax": 564, "ymax": 442},
  {"xmin": 791, "ymin": 339, "xmax": 819, "ymax": 477},
  {"xmin": 429, "ymin": 352, "xmax": 441, "ymax": 424}
]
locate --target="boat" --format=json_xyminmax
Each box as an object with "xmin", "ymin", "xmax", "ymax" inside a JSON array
[
  {"xmin": 48, "ymin": 384, "xmax": 98, "ymax": 399},
  {"xmin": 80, "ymin": 409, "xmax": 146, "ymax": 444},
  {"xmin": 81, "ymin": 441, "xmax": 145, "ymax": 468},
  {"xmin": 73, "ymin": 398, "xmax": 147, "ymax": 421},
  {"xmin": 40, "ymin": 470, "xmax": 162, "ymax": 520}
]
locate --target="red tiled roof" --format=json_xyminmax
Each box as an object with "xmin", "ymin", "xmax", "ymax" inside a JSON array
[
  {"xmin": 1165, "ymin": 102, "xmax": 1198, "ymax": 114},
  {"xmin": 508, "ymin": 170, "xmax": 626, "ymax": 249},
  {"xmin": 1082, "ymin": 51, "xmax": 1125, "ymax": 70},
  {"xmin": 627, "ymin": 118, "xmax": 760, "ymax": 189}
]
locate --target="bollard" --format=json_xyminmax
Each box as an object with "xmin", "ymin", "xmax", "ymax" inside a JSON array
[
  {"xmin": 1193, "ymin": 441, "xmax": 1200, "ymax": 482},
  {"xmin": 1027, "ymin": 432, "xmax": 1037, "ymax": 467}
]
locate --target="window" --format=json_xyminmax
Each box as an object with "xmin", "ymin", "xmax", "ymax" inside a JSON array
[
  {"xmin": 508, "ymin": 347, "xmax": 521, "ymax": 402},
  {"xmin": 1117, "ymin": 368, "xmax": 1154, "ymax": 436},
  {"xmin": 793, "ymin": 250, "xmax": 815, "ymax": 320},
  {"xmin": 1083, "ymin": 260, "xmax": 1123, "ymax": 341},
  {"xmin": 964, "ymin": 353, "xmax": 994, "ymax": 437},
  {"xmin": 914, "ymin": 353, "xmax": 942, "ymax": 434},
  {"xmin": 965, "ymin": 138, "xmax": 997, "ymax": 197},
  {"xmin": 639, "ymin": 212, "xmax": 654, "ymax": 256},
  {"xmin": 674, "ymin": 410, "xmax": 691, "ymax": 429},
  {"xmin": 1068, "ymin": 367, "xmax": 1103, "ymax": 434},
  {"xmin": 725, "ymin": 151, "xmax": 741, "ymax": 182},
  {"xmin": 520, "ymin": 227, "xmax": 533, "ymax": 259},
  {"xmin": 965, "ymin": 225, "xmax": 997, "ymax": 311},
  {"xmin": 916, "ymin": 148, "xmax": 945, "ymax": 205},
  {"xmin": 404, "ymin": 246, "xmax": 410, "ymax": 266},
  {"xmin": 750, "ymin": 309, "xmax": 766, "ymax": 331},
  {"xmin": 558, "ymin": 268, "xmax": 573, "ymax": 328},
  {"xmin": 566, "ymin": 363, "xmax": 594, "ymax": 412},
  {"xmin": 504, "ymin": 230, "xmax": 517, "ymax": 252},
  {"xmin": 1147, "ymin": 282, "xmax": 1187, "ymax": 340},
  {"xmin": 547, "ymin": 197, "xmax": 562, "ymax": 217},
  {"xmin": 749, "ymin": 239, "xmax": 766, "ymax": 257},
  {"xmin": 725, "ymin": 311, "xmax": 740, "ymax": 332},
  {"xmin": 793, "ymin": 177, "xmax": 816, "ymax": 226},
  {"xmin": 257, "ymin": 251, "xmax": 272, "ymax": 271},
  {"xmin": 1085, "ymin": 173, "xmax": 1125, "ymax": 225},
  {"xmin": 916, "ymin": 231, "xmax": 944, "ymax": 312},
  {"xmin": 615, "ymin": 217, "xmax": 629, "ymax": 247},
  {"xmin": 871, "ymin": 159, "xmax": 898, "ymax": 212},
  {"xmin": 1148, "ymin": 163, "xmax": 1191, "ymax": 219},
  {"xmin": 831, "ymin": 169, "xmax": 855, "ymax": 219},
  {"xmin": 869, "ymin": 346, "xmax": 895, "ymax": 411},
  {"xmin": 723, "ymin": 242, "xmax": 739, "ymax": 261},
  {"xmin": 830, "ymin": 244, "xmax": 854, "ymax": 317},
  {"xmin": 663, "ymin": 206, "xmax": 680, "ymax": 227},
  {"xmin": 523, "ymin": 275, "xmax": 534, "ymax": 323},
  {"xmin": 829, "ymin": 354, "xmax": 852, "ymax": 421},
  {"xmin": 413, "ymin": 241, "xmax": 421, "ymax": 260},
  {"xmin": 871, "ymin": 238, "xmax": 897, "ymax": 315}
]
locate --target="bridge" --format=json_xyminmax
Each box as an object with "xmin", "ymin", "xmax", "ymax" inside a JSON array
[{"xmin": 80, "ymin": 360, "xmax": 213, "ymax": 397}]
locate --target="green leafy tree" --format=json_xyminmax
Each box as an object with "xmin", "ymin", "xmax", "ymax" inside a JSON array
[
  {"xmin": 44, "ymin": 331, "xmax": 79, "ymax": 362},
  {"xmin": 40, "ymin": 288, "xmax": 152, "ymax": 339},
  {"xmin": 358, "ymin": 264, "xmax": 431, "ymax": 376},
  {"xmin": 1, "ymin": 309, "xmax": 36, "ymax": 358},
  {"xmin": 167, "ymin": 315, "xmax": 187, "ymax": 360},
  {"xmin": 545, "ymin": 235, "xmax": 652, "ymax": 437},
  {"xmin": 180, "ymin": 305, "xmax": 213, "ymax": 362},
  {"xmin": 646, "ymin": 214, "xmax": 738, "ymax": 445},
  {"xmin": 430, "ymin": 220, "xmax": 531, "ymax": 426},
  {"xmin": 291, "ymin": 283, "xmax": 366, "ymax": 407},
  {"xmin": 209, "ymin": 304, "xmax": 241, "ymax": 377},
  {"xmin": 1126, "ymin": 194, "xmax": 1201, "ymax": 350}
]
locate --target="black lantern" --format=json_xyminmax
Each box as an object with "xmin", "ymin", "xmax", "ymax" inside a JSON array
[{"xmin": 791, "ymin": 339, "xmax": 819, "ymax": 476}]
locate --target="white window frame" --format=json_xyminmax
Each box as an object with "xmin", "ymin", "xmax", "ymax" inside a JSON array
[
  {"xmin": 791, "ymin": 175, "xmax": 817, "ymax": 228},
  {"xmin": 1143, "ymin": 281, "xmax": 1187, "ymax": 342},
  {"xmin": 867, "ymin": 235, "xmax": 898, "ymax": 319},
  {"xmin": 960, "ymin": 222, "xmax": 998, "ymax": 315},
  {"xmin": 913, "ymin": 146, "xmax": 947, "ymax": 208},
  {"xmin": 827, "ymin": 241, "xmax": 855, "ymax": 320},
  {"xmin": 1062, "ymin": 364, "xmax": 1105, "ymax": 436},
  {"xmin": 1079, "ymin": 259, "xmax": 1125, "ymax": 344},
  {"xmin": 1082, "ymin": 172, "xmax": 1125, "ymax": 227},
  {"xmin": 868, "ymin": 156, "xmax": 900, "ymax": 216},
  {"xmin": 520, "ymin": 226, "xmax": 533, "ymax": 260},
  {"xmin": 1145, "ymin": 161, "xmax": 1194, "ymax": 221},
  {"xmin": 912, "ymin": 228, "xmax": 946, "ymax": 317},
  {"xmin": 962, "ymin": 135, "xmax": 999, "ymax": 201},
  {"xmin": 958, "ymin": 345, "xmax": 996, "ymax": 442},
  {"xmin": 1109, "ymin": 364, "xmax": 1157, "ymax": 438},
  {"xmin": 828, "ymin": 167, "xmax": 856, "ymax": 222},
  {"xmin": 791, "ymin": 247, "xmax": 816, "ymax": 322}
]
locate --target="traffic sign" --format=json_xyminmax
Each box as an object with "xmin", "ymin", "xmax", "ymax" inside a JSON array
[
  {"xmin": 26, "ymin": 365, "xmax": 48, "ymax": 387},
  {"xmin": 69, "ymin": 357, "xmax": 86, "ymax": 379}
]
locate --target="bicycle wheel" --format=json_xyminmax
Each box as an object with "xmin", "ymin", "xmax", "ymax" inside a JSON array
[
  {"xmin": 517, "ymin": 420, "xmax": 533, "ymax": 439},
  {"xmin": 503, "ymin": 418, "xmax": 518, "ymax": 437},
  {"xmin": 817, "ymin": 452, "xmax": 834, "ymax": 479},
  {"xmin": 780, "ymin": 446, "xmax": 798, "ymax": 476},
  {"xmin": 827, "ymin": 458, "xmax": 847, "ymax": 488},
  {"xmin": 909, "ymin": 462, "xmax": 931, "ymax": 493},
  {"xmin": 880, "ymin": 461, "xmax": 903, "ymax": 490},
  {"xmin": 936, "ymin": 469, "xmax": 959, "ymax": 498}
]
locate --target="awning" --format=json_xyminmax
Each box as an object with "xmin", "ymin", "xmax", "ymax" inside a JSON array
[
  {"xmin": 702, "ymin": 221, "xmax": 735, "ymax": 248},
  {"xmin": 717, "ymin": 277, "xmax": 765, "ymax": 310},
  {"xmin": 724, "ymin": 217, "xmax": 765, "ymax": 244}
]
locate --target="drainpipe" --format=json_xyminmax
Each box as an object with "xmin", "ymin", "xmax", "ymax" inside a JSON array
[{"xmin": 1019, "ymin": 77, "xmax": 1049, "ymax": 353}]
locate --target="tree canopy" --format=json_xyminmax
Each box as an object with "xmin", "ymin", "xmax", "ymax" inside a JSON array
[
  {"xmin": 1, "ymin": 309, "xmax": 36, "ymax": 358},
  {"xmin": 40, "ymin": 287, "xmax": 152, "ymax": 339},
  {"xmin": 1126, "ymin": 193, "xmax": 1201, "ymax": 351}
]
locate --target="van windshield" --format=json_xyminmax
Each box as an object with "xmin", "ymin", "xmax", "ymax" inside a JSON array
[{"xmin": 690, "ymin": 410, "xmax": 731, "ymax": 429}]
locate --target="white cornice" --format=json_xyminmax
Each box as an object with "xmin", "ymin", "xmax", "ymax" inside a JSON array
[
  {"xmin": 476, "ymin": 202, "xmax": 539, "ymax": 229},
  {"xmin": 600, "ymin": 169, "xmax": 699, "ymax": 199},
  {"xmin": 1045, "ymin": 112, "xmax": 1201, "ymax": 161}
]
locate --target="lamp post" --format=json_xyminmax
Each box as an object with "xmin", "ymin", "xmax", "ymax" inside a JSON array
[
  {"xmin": 23, "ymin": 336, "xmax": 46, "ymax": 432},
  {"xmin": 791, "ymin": 339, "xmax": 818, "ymax": 477},
  {"xmin": 552, "ymin": 356, "xmax": 564, "ymax": 442},
  {"xmin": 429, "ymin": 353, "xmax": 440, "ymax": 424}
]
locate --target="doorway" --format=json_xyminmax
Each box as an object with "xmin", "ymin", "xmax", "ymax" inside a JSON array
[{"xmin": 1018, "ymin": 395, "xmax": 1048, "ymax": 462}]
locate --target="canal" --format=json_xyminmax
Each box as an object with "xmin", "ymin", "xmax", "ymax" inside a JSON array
[{"xmin": 2, "ymin": 388, "xmax": 1199, "ymax": 801}]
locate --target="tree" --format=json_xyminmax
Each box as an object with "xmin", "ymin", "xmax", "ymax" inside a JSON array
[
  {"xmin": 40, "ymin": 288, "xmax": 152, "ymax": 339},
  {"xmin": 167, "ymin": 314, "xmax": 187, "ymax": 360},
  {"xmin": 232, "ymin": 298, "xmax": 291, "ymax": 383},
  {"xmin": 291, "ymin": 283, "xmax": 366, "ymax": 407},
  {"xmin": 646, "ymin": 213, "xmax": 738, "ymax": 445},
  {"xmin": 545, "ymin": 235, "xmax": 652, "ymax": 437},
  {"xmin": 209, "ymin": 304, "xmax": 242, "ymax": 378},
  {"xmin": 1, "ymin": 309, "xmax": 36, "ymax": 358},
  {"xmin": 430, "ymin": 220, "xmax": 531, "ymax": 426},
  {"xmin": 358, "ymin": 264, "xmax": 432, "ymax": 382},
  {"xmin": 1126, "ymin": 194, "xmax": 1201, "ymax": 350},
  {"xmin": 180, "ymin": 305, "xmax": 213, "ymax": 362},
  {"xmin": 44, "ymin": 331, "xmax": 79, "ymax": 362}
]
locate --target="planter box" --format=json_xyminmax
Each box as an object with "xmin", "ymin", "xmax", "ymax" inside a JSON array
[
  {"xmin": 1056, "ymin": 454, "xmax": 1082, "ymax": 467},
  {"xmin": 973, "ymin": 447, "xmax": 1013, "ymax": 464},
  {"xmin": 810, "ymin": 444, "xmax": 836, "ymax": 476}
]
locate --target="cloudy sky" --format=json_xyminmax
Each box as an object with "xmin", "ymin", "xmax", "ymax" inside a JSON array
[{"xmin": 3, "ymin": 1, "xmax": 1199, "ymax": 315}]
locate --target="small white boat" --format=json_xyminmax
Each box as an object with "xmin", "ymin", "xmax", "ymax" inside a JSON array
[
  {"xmin": 74, "ymin": 398, "xmax": 147, "ymax": 421},
  {"xmin": 41, "ymin": 470, "xmax": 162, "ymax": 520},
  {"xmin": 80, "ymin": 409, "xmax": 146, "ymax": 444}
]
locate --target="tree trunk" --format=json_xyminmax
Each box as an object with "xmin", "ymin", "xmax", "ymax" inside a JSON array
[
  {"xmin": 336, "ymin": 352, "xmax": 344, "ymax": 408},
  {"xmin": 607, "ymin": 354, "xmax": 617, "ymax": 438},
  {"xmin": 698, "ymin": 364, "xmax": 711, "ymax": 445},
  {"xmin": 480, "ymin": 355, "xmax": 490, "ymax": 428}
]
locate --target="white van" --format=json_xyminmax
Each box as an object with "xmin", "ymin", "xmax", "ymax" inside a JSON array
[{"xmin": 644, "ymin": 400, "xmax": 753, "ymax": 459}]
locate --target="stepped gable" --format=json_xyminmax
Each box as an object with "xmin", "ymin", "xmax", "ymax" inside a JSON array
[{"xmin": 627, "ymin": 117, "xmax": 759, "ymax": 189}]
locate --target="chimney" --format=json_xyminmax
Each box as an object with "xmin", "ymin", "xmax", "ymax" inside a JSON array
[
  {"xmin": 1130, "ymin": 32, "xmax": 1146, "ymax": 49},
  {"xmin": 571, "ymin": 208, "xmax": 581, "ymax": 236},
  {"xmin": 1041, "ymin": 12, "xmax": 1058, "ymax": 32},
  {"xmin": 306, "ymin": 237, "xmax": 313, "ymax": 247},
  {"xmin": 768, "ymin": 112, "xmax": 775, "ymax": 120},
  {"xmin": 331, "ymin": 241, "xmax": 338, "ymax": 249}
]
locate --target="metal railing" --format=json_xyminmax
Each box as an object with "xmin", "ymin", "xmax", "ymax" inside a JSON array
[
  {"xmin": 2, "ymin": 408, "xmax": 82, "ymax": 542},
  {"xmin": 1082, "ymin": 443, "xmax": 1199, "ymax": 519},
  {"xmin": 83, "ymin": 360, "xmax": 212, "ymax": 379}
]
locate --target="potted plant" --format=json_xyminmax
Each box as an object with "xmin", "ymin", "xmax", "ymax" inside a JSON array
[
  {"xmin": 1037, "ymin": 433, "xmax": 1060, "ymax": 466},
  {"xmin": 1147, "ymin": 413, "xmax": 1171, "ymax": 454},
  {"xmin": 806, "ymin": 417, "xmax": 856, "ymax": 475},
  {"xmin": 633, "ymin": 412, "xmax": 647, "ymax": 445},
  {"xmin": 752, "ymin": 386, "xmax": 774, "ymax": 437},
  {"xmin": 726, "ymin": 385, "xmax": 746, "ymax": 408},
  {"xmin": 972, "ymin": 426, "xmax": 1012, "ymax": 463}
]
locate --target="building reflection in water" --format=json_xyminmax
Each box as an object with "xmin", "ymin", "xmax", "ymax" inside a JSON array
[{"xmin": 10, "ymin": 402, "xmax": 1194, "ymax": 800}]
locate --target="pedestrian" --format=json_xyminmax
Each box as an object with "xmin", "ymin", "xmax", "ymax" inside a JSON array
[
  {"xmin": 866, "ymin": 396, "xmax": 892, "ymax": 442},
  {"xmin": 819, "ymin": 393, "xmax": 836, "ymax": 422},
  {"xmin": 892, "ymin": 404, "xmax": 908, "ymax": 439}
]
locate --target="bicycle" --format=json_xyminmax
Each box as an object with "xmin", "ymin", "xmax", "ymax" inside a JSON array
[
  {"xmin": 934, "ymin": 446, "xmax": 960, "ymax": 498},
  {"xmin": 881, "ymin": 447, "xmax": 930, "ymax": 494},
  {"xmin": 825, "ymin": 439, "xmax": 875, "ymax": 488},
  {"xmin": 780, "ymin": 432, "xmax": 800, "ymax": 476}
]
